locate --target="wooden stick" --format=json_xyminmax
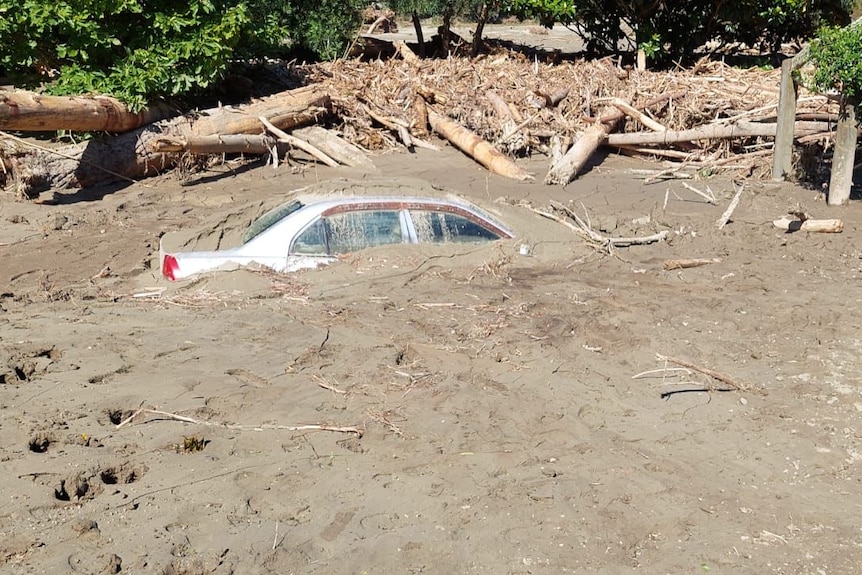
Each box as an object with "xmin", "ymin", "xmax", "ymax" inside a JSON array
[
  {"xmin": 596, "ymin": 97, "xmax": 667, "ymax": 132},
  {"xmin": 116, "ymin": 405, "xmax": 364, "ymax": 437},
  {"xmin": 772, "ymin": 216, "xmax": 844, "ymax": 233},
  {"xmin": 663, "ymin": 258, "xmax": 721, "ymax": 270},
  {"xmin": 312, "ymin": 374, "xmax": 347, "ymax": 394},
  {"xmin": 259, "ymin": 116, "xmax": 339, "ymax": 168},
  {"xmin": 681, "ymin": 182, "xmax": 717, "ymax": 204},
  {"xmin": 655, "ymin": 353, "xmax": 762, "ymax": 394},
  {"xmin": 716, "ymin": 182, "xmax": 744, "ymax": 230}
]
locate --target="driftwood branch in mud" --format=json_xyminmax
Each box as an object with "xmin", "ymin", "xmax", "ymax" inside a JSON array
[
  {"xmin": 663, "ymin": 258, "xmax": 721, "ymax": 270},
  {"xmin": 427, "ymin": 110, "xmax": 533, "ymax": 181},
  {"xmin": 522, "ymin": 201, "xmax": 669, "ymax": 249},
  {"xmin": 772, "ymin": 216, "xmax": 844, "ymax": 233},
  {"xmin": 606, "ymin": 120, "xmax": 830, "ymax": 146},
  {"xmin": 655, "ymin": 353, "xmax": 762, "ymax": 394},
  {"xmin": 116, "ymin": 404, "xmax": 364, "ymax": 437},
  {"xmin": 0, "ymin": 90, "xmax": 179, "ymax": 133},
  {"xmin": 2, "ymin": 86, "xmax": 330, "ymax": 197},
  {"xmin": 716, "ymin": 182, "xmax": 745, "ymax": 230}
]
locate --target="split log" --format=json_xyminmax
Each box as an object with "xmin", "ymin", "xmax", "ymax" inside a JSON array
[
  {"xmin": 772, "ymin": 216, "xmax": 844, "ymax": 233},
  {"xmin": 292, "ymin": 126, "xmax": 374, "ymax": 169},
  {"xmin": 0, "ymin": 90, "xmax": 179, "ymax": 133},
  {"xmin": 2, "ymin": 85, "xmax": 330, "ymax": 197},
  {"xmin": 427, "ymin": 110, "xmax": 533, "ymax": 181},
  {"xmin": 545, "ymin": 118, "xmax": 620, "ymax": 185},
  {"xmin": 151, "ymin": 134, "xmax": 276, "ymax": 154},
  {"xmin": 606, "ymin": 120, "xmax": 830, "ymax": 147}
]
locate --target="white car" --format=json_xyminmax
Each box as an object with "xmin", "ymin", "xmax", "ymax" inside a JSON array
[{"xmin": 160, "ymin": 196, "xmax": 515, "ymax": 281}]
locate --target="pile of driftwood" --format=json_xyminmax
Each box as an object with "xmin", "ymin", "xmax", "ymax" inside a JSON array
[
  {"xmin": 303, "ymin": 47, "xmax": 841, "ymax": 183},
  {"xmin": 0, "ymin": 42, "xmax": 844, "ymax": 199}
]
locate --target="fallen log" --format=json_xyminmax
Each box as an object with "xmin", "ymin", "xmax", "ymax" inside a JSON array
[
  {"xmin": 1, "ymin": 85, "xmax": 330, "ymax": 198},
  {"xmin": 545, "ymin": 117, "xmax": 620, "ymax": 185},
  {"xmin": 151, "ymin": 134, "xmax": 276, "ymax": 154},
  {"xmin": 772, "ymin": 216, "xmax": 844, "ymax": 233},
  {"xmin": 606, "ymin": 120, "xmax": 830, "ymax": 147},
  {"xmin": 0, "ymin": 90, "xmax": 179, "ymax": 133},
  {"xmin": 427, "ymin": 110, "xmax": 533, "ymax": 181}
]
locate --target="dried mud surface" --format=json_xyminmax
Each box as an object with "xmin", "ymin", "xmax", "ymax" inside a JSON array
[{"xmin": 2, "ymin": 147, "xmax": 862, "ymax": 574}]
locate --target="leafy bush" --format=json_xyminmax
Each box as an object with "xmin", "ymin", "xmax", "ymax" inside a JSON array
[
  {"xmin": 0, "ymin": 0, "xmax": 363, "ymax": 110},
  {"xmin": 505, "ymin": 0, "xmax": 854, "ymax": 66},
  {"xmin": 810, "ymin": 22, "xmax": 862, "ymax": 105}
]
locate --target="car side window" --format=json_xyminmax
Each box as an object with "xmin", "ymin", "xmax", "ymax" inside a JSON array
[
  {"xmin": 292, "ymin": 219, "xmax": 327, "ymax": 255},
  {"xmin": 325, "ymin": 210, "xmax": 404, "ymax": 254},
  {"xmin": 409, "ymin": 209, "xmax": 500, "ymax": 243}
]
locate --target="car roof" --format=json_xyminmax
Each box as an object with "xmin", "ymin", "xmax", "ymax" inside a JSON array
[{"xmin": 242, "ymin": 194, "xmax": 514, "ymax": 247}]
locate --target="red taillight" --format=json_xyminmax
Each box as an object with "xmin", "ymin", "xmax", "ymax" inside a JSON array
[{"xmin": 162, "ymin": 254, "xmax": 179, "ymax": 281}]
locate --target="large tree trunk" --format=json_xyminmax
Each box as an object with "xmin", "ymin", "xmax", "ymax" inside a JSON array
[
  {"xmin": 1, "ymin": 86, "xmax": 330, "ymax": 198},
  {"xmin": 411, "ymin": 12, "xmax": 426, "ymax": 58},
  {"xmin": 606, "ymin": 120, "xmax": 830, "ymax": 146},
  {"xmin": 471, "ymin": 2, "xmax": 490, "ymax": 57},
  {"xmin": 428, "ymin": 109, "xmax": 532, "ymax": 181},
  {"xmin": 0, "ymin": 91, "xmax": 180, "ymax": 133}
]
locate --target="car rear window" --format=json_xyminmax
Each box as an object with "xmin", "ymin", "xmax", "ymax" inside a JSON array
[{"xmin": 242, "ymin": 200, "xmax": 304, "ymax": 244}]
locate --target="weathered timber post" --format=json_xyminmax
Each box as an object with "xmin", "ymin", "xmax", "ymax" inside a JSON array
[
  {"xmin": 827, "ymin": 102, "xmax": 857, "ymax": 205},
  {"xmin": 772, "ymin": 58, "xmax": 798, "ymax": 180}
]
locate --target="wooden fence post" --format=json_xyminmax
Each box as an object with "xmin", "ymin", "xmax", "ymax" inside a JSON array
[
  {"xmin": 772, "ymin": 58, "xmax": 798, "ymax": 181},
  {"xmin": 827, "ymin": 102, "xmax": 857, "ymax": 206}
]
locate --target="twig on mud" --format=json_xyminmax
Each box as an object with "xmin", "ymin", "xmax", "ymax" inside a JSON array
[
  {"xmin": 655, "ymin": 353, "xmax": 763, "ymax": 395},
  {"xmin": 680, "ymin": 181, "xmax": 717, "ymax": 204},
  {"xmin": 716, "ymin": 182, "xmax": 745, "ymax": 229},
  {"xmin": 115, "ymin": 405, "xmax": 364, "ymax": 437},
  {"xmin": 520, "ymin": 202, "xmax": 668, "ymax": 252},
  {"xmin": 312, "ymin": 374, "xmax": 347, "ymax": 394}
]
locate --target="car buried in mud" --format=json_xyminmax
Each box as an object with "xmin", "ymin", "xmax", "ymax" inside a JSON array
[{"xmin": 160, "ymin": 196, "xmax": 515, "ymax": 281}]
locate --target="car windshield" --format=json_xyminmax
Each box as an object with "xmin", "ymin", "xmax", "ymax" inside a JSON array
[{"xmin": 242, "ymin": 200, "xmax": 304, "ymax": 244}]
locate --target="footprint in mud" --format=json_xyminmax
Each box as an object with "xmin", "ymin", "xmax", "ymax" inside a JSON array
[
  {"xmin": 0, "ymin": 344, "xmax": 62, "ymax": 384},
  {"xmin": 54, "ymin": 462, "xmax": 148, "ymax": 502}
]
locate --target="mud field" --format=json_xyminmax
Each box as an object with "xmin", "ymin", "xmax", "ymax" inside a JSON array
[{"xmin": 2, "ymin": 145, "xmax": 862, "ymax": 574}]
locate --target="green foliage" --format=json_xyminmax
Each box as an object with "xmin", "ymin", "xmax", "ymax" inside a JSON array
[
  {"xmin": 810, "ymin": 23, "xmax": 862, "ymax": 105},
  {"xmin": 0, "ymin": 0, "xmax": 364, "ymax": 111},
  {"xmin": 503, "ymin": 1, "xmax": 854, "ymax": 66},
  {"xmin": 507, "ymin": 0, "xmax": 577, "ymax": 27},
  {"xmin": 281, "ymin": 0, "xmax": 365, "ymax": 61}
]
